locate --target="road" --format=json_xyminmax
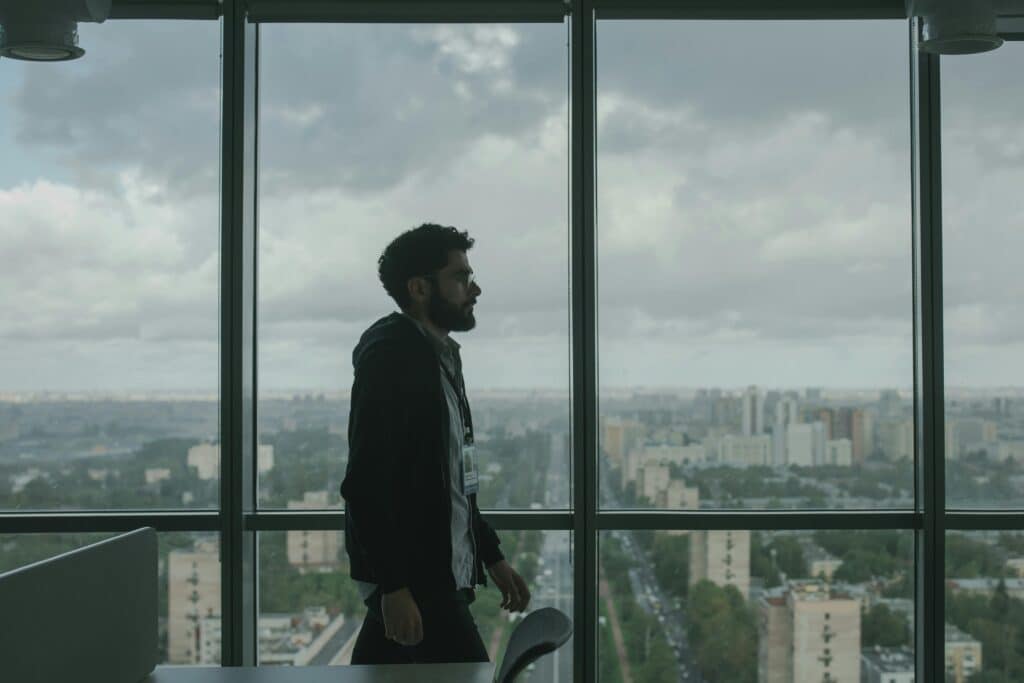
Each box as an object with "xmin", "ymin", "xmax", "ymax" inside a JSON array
[
  {"xmin": 525, "ymin": 438, "xmax": 703, "ymax": 683},
  {"xmin": 602, "ymin": 469, "xmax": 706, "ymax": 683}
]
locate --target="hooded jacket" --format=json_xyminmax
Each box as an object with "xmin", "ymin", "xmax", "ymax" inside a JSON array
[{"xmin": 339, "ymin": 312, "xmax": 504, "ymax": 601}]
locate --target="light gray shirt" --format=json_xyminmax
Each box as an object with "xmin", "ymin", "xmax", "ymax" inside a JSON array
[{"xmin": 356, "ymin": 313, "xmax": 476, "ymax": 600}]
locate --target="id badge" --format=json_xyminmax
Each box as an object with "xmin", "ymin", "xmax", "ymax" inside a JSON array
[{"xmin": 462, "ymin": 444, "xmax": 479, "ymax": 496}]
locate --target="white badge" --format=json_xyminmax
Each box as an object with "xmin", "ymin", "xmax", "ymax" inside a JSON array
[{"xmin": 462, "ymin": 444, "xmax": 479, "ymax": 496}]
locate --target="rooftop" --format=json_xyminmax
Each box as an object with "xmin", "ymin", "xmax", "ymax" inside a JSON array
[{"xmin": 861, "ymin": 645, "xmax": 914, "ymax": 673}]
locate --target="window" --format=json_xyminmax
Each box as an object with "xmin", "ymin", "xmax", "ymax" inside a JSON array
[
  {"xmin": 596, "ymin": 20, "xmax": 912, "ymax": 510},
  {"xmin": 256, "ymin": 22, "xmax": 571, "ymax": 511},
  {"xmin": 942, "ymin": 42, "xmax": 1024, "ymax": 508},
  {"xmin": 0, "ymin": 20, "xmax": 221, "ymax": 511}
]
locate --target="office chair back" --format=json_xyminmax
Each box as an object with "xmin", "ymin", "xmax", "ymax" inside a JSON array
[
  {"xmin": 494, "ymin": 606, "xmax": 573, "ymax": 683},
  {"xmin": 0, "ymin": 527, "xmax": 158, "ymax": 683}
]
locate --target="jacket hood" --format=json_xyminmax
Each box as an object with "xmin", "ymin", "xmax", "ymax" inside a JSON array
[{"xmin": 352, "ymin": 312, "xmax": 421, "ymax": 369}]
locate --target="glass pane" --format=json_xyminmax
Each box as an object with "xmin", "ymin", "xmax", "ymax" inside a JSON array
[
  {"xmin": 256, "ymin": 23, "xmax": 571, "ymax": 510},
  {"xmin": 598, "ymin": 529, "xmax": 913, "ymax": 682},
  {"xmin": 0, "ymin": 531, "xmax": 220, "ymax": 665},
  {"xmin": 596, "ymin": 21, "xmax": 913, "ymax": 510},
  {"xmin": 945, "ymin": 531, "xmax": 1024, "ymax": 682},
  {"xmin": 258, "ymin": 529, "xmax": 571, "ymax": 679},
  {"xmin": 942, "ymin": 43, "xmax": 1024, "ymax": 509},
  {"xmin": 0, "ymin": 21, "xmax": 221, "ymax": 510}
]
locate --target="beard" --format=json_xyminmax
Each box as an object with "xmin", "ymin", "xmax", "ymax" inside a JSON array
[{"xmin": 428, "ymin": 289, "xmax": 476, "ymax": 332}]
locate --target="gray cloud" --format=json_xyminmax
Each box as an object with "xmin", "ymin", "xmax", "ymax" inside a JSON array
[
  {"xmin": 596, "ymin": 20, "xmax": 910, "ymax": 139},
  {"xmin": 12, "ymin": 21, "xmax": 221, "ymax": 201},
  {"xmin": 2, "ymin": 19, "xmax": 1022, "ymax": 391},
  {"xmin": 258, "ymin": 23, "xmax": 567, "ymax": 196}
]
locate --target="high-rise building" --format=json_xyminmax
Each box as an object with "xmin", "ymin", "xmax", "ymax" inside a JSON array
[
  {"xmin": 879, "ymin": 389, "xmax": 902, "ymax": 417},
  {"xmin": 945, "ymin": 418, "xmax": 998, "ymax": 460},
  {"xmin": 772, "ymin": 397, "xmax": 802, "ymax": 465},
  {"xmin": 636, "ymin": 463, "xmax": 671, "ymax": 504},
  {"xmin": 854, "ymin": 409, "xmax": 873, "ymax": 464},
  {"xmin": 742, "ymin": 386, "xmax": 765, "ymax": 436},
  {"xmin": 758, "ymin": 594, "xmax": 792, "ymax": 683},
  {"xmin": 623, "ymin": 444, "xmax": 705, "ymax": 490},
  {"xmin": 758, "ymin": 580, "xmax": 860, "ymax": 683},
  {"xmin": 690, "ymin": 530, "xmax": 750, "ymax": 599},
  {"xmin": 711, "ymin": 434, "xmax": 772, "ymax": 467},
  {"xmin": 712, "ymin": 393, "xmax": 742, "ymax": 430},
  {"xmin": 602, "ymin": 417, "xmax": 644, "ymax": 466},
  {"xmin": 878, "ymin": 419, "xmax": 914, "ymax": 461},
  {"xmin": 287, "ymin": 491, "xmax": 342, "ymax": 572},
  {"xmin": 816, "ymin": 407, "xmax": 871, "ymax": 464},
  {"xmin": 824, "ymin": 438, "xmax": 853, "ymax": 467},
  {"xmin": 785, "ymin": 422, "xmax": 826, "ymax": 467},
  {"xmin": 665, "ymin": 478, "xmax": 699, "ymax": 510},
  {"xmin": 168, "ymin": 539, "xmax": 221, "ymax": 664},
  {"xmin": 945, "ymin": 623, "xmax": 982, "ymax": 683}
]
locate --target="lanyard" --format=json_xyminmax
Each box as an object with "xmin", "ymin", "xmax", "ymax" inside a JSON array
[{"xmin": 440, "ymin": 359, "xmax": 474, "ymax": 445}]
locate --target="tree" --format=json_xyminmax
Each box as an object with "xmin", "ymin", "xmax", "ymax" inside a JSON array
[
  {"xmin": 687, "ymin": 581, "xmax": 757, "ymax": 683},
  {"xmin": 652, "ymin": 533, "xmax": 689, "ymax": 598},
  {"xmin": 769, "ymin": 536, "xmax": 808, "ymax": 579},
  {"xmin": 751, "ymin": 533, "xmax": 782, "ymax": 587},
  {"xmin": 861, "ymin": 604, "xmax": 909, "ymax": 647}
]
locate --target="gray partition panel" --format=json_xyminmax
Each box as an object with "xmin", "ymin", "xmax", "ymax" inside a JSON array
[
  {"xmin": 0, "ymin": 527, "xmax": 158, "ymax": 683},
  {"xmin": 146, "ymin": 663, "xmax": 495, "ymax": 683}
]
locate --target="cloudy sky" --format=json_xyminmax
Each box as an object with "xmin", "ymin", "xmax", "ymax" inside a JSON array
[{"xmin": 0, "ymin": 18, "xmax": 1021, "ymax": 394}]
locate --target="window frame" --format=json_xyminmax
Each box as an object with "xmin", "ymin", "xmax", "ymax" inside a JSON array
[{"xmin": 1, "ymin": 1, "xmax": 1022, "ymax": 679}]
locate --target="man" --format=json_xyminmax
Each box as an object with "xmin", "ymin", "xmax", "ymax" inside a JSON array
[{"xmin": 341, "ymin": 223, "xmax": 531, "ymax": 665}]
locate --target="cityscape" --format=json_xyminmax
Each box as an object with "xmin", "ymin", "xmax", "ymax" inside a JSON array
[{"xmin": 1, "ymin": 384, "xmax": 1023, "ymax": 681}]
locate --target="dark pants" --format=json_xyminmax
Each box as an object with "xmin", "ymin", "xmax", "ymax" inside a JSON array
[{"xmin": 351, "ymin": 588, "xmax": 490, "ymax": 665}]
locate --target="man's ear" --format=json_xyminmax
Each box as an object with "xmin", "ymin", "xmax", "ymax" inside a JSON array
[{"xmin": 407, "ymin": 276, "xmax": 429, "ymax": 304}]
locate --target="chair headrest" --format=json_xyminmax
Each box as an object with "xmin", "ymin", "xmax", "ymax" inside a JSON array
[{"xmin": 495, "ymin": 607, "xmax": 573, "ymax": 683}]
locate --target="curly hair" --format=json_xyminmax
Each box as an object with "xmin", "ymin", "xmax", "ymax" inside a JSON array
[{"xmin": 378, "ymin": 223, "xmax": 475, "ymax": 309}]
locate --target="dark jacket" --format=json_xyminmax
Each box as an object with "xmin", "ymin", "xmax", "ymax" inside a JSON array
[{"xmin": 339, "ymin": 312, "xmax": 503, "ymax": 601}]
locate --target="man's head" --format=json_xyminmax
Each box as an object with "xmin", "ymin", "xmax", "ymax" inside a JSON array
[{"xmin": 378, "ymin": 223, "xmax": 482, "ymax": 333}]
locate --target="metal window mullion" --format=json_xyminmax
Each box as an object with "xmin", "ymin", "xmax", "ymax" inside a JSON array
[
  {"xmin": 246, "ymin": 0, "xmax": 568, "ymax": 23},
  {"xmin": 946, "ymin": 512, "xmax": 1024, "ymax": 530},
  {"xmin": 594, "ymin": 0, "xmax": 906, "ymax": 20},
  {"xmin": 570, "ymin": 3, "xmax": 597, "ymax": 683},
  {"xmin": 911, "ymin": 17, "xmax": 945, "ymax": 683},
  {"xmin": 109, "ymin": 0, "xmax": 222, "ymax": 20},
  {"xmin": 220, "ymin": 0, "xmax": 258, "ymax": 666},
  {"xmin": 0, "ymin": 511, "xmax": 220, "ymax": 534},
  {"xmin": 245, "ymin": 21, "xmax": 263, "ymax": 670},
  {"xmin": 598, "ymin": 510, "xmax": 921, "ymax": 531},
  {"xmin": 243, "ymin": 510, "xmax": 574, "ymax": 531}
]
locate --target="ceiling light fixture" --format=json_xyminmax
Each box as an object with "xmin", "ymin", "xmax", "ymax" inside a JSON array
[
  {"xmin": 908, "ymin": 0, "xmax": 1004, "ymax": 54},
  {"xmin": 0, "ymin": 0, "xmax": 111, "ymax": 62}
]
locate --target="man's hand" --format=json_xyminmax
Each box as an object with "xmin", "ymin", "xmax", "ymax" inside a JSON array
[
  {"xmin": 381, "ymin": 587, "xmax": 423, "ymax": 646},
  {"xmin": 487, "ymin": 559, "xmax": 531, "ymax": 613}
]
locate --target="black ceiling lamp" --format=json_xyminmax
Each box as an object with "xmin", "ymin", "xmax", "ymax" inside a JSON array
[
  {"xmin": 0, "ymin": 0, "xmax": 111, "ymax": 62},
  {"xmin": 908, "ymin": 0, "xmax": 1005, "ymax": 54}
]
